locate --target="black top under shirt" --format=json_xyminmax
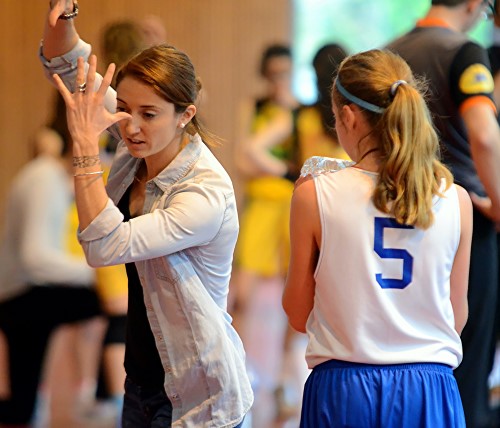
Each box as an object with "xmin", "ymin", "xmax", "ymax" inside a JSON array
[{"xmin": 117, "ymin": 185, "xmax": 165, "ymax": 391}]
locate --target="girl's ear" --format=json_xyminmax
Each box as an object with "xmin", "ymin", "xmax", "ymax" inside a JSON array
[{"xmin": 341, "ymin": 104, "xmax": 357, "ymax": 130}]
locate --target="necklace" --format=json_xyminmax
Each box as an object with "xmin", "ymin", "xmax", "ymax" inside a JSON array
[{"xmin": 134, "ymin": 164, "xmax": 147, "ymax": 184}]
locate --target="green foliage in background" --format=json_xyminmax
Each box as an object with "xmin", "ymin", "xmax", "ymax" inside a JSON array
[{"xmin": 293, "ymin": 0, "xmax": 492, "ymax": 102}]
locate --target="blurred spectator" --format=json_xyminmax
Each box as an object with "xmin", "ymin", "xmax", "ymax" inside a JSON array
[
  {"xmin": 388, "ymin": 2, "xmax": 500, "ymax": 426},
  {"xmin": 231, "ymin": 43, "xmax": 303, "ymax": 423},
  {"xmin": 296, "ymin": 43, "xmax": 350, "ymax": 161},
  {"xmin": 0, "ymin": 124, "xmax": 101, "ymax": 427}
]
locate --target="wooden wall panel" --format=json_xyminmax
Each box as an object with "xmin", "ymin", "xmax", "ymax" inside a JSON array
[{"xmin": 0, "ymin": 0, "xmax": 291, "ymax": 231}]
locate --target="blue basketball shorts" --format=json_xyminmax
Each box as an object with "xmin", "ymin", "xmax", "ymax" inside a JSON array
[{"xmin": 300, "ymin": 359, "xmax": 465, "ymax": 428}]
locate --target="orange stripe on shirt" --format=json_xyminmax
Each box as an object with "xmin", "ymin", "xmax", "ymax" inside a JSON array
[
  {"xmin": 416, "ymin": 17, "xmax": 452, "ymax": 29},
  {"xmin": 459, "ymin": 95, "xmax": 497, "ymax": 116}
]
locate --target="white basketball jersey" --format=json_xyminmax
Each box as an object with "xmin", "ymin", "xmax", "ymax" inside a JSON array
[{"xmin": 306, "ymin": 167, "xmax": 463, "ymax": 369}]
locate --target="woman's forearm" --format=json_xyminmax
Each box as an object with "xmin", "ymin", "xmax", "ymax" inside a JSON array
[
  {"xmin": 42, "ymin": 2, "xmax": 79, "ymax": 59},
  {"xmin": 74, "ymin": 173, "xmax": 109, "ymax": 231}
]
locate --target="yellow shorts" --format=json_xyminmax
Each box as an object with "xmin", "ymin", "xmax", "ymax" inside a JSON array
[
  {"xmin": 236, "ymin": 177, "xmax": 293, "ymax": 277},
  {"xmin": 66, "ymin": 201, "xmax": 128, "ymax": 304},
  {"xmin": 94, "ymin": 265, "xmax": 128, "ymax": 302}
]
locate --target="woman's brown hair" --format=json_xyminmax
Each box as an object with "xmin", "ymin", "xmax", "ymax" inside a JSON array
[{"xmin": 116, "ymin": 44, "xmax": 220, "ymax": 146}]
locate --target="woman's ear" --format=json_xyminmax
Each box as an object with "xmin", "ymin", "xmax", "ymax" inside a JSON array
[{"xmin": 179, "ymin": 105, "xmax": 197, "ymax": 128}]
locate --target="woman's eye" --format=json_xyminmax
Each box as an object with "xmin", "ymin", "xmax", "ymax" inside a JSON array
[
  {"xmin": 116, "ymin": 106, "xmax": 127, "ymax": 113},
  {"xmin": 143, "ymin": 112, "xmax": 156, "ymax": 119}
]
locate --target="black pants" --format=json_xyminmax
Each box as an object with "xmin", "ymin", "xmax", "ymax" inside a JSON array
[
  {"xmin": 454, "ymin": 210, "xmax": 498, "ymax": 428},
  {"xmin": 0, "ymin": 285, "xmax": 101, "ymax": 425}
]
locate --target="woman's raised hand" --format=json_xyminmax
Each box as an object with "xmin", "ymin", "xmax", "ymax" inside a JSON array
[
  {"xmin": 48, "ymin": 0, "xmax": 75, "ymax": 27},
  {"xmin": 52, "ymin": 55, "xmax": 131, "ymax": 151}
]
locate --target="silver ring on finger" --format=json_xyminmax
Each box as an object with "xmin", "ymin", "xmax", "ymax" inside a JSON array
[{"xmin": 77, "ymin": 82, "xmax": 87, "ymax": 93}]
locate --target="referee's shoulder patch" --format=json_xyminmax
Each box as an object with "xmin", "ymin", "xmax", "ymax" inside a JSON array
[{"xmin": 459, "ymin": 64, "xmax": 494, "ymax": 94}]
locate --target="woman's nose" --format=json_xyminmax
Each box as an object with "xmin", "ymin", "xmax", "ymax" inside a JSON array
[{"xmin": 125, "ymin": 116, "xmax": 140, "ymax": 135}]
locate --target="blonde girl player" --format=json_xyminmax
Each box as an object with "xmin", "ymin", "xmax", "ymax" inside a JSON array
[{"xmin": 283, "ymin": 49, "xmax": 472, "ymax": 428}]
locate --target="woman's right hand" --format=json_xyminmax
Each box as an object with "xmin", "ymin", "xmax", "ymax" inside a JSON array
[
  {"xmin": 48, "ymin": 0, "xmax": 76, "ymax": 27},
  {"xmin": 52, "ymin": 55, "xmax": 131, "ymax": 152}
]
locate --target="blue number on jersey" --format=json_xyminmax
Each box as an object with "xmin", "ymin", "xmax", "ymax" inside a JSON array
[{"xmin": 374, "ymin": 217, "xmax": 414, "ymax": 289}]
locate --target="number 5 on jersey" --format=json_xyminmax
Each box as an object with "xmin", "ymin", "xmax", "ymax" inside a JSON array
[{"xmin": 374, "ymin": 217, "xmax": 414, "ymax": 290}]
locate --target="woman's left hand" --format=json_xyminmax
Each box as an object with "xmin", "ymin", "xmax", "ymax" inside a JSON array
[
  {"xmin": 52, "ymin": 55, "xmax": 131, "ymax": 151},
  {"xmin": 48, "ymin": 0, "xmax": 74, "ymax": 27}
]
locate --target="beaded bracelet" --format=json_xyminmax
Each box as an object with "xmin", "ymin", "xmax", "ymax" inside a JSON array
[
  {"xmin": 73, "ymin": 155, "xmax": 100, "ymax": 168},
  {"xmin": 74, "ymin": 170, "xmax": 104, "ymax": 177},
  {"xmin": 56, "ymin": 1, "xmax": 79, "ymax": 20}
]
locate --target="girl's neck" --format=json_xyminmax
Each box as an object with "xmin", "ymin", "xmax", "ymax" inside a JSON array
[{"xmin": 354, "ymin": 147, "xmax": 380, "ymax": 173}]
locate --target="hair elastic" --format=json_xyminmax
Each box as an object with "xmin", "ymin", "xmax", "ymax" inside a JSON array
[
  {"xmin": 335, "ymin": 79, "xmax": 385, "ymax": 114},
  {"xmin": 390, "ymin": 80, "xmax": 407, "ymax": 98}
]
